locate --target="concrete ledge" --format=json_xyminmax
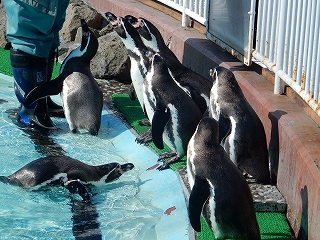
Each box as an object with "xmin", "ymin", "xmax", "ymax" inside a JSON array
[{"xmin": 88, "ymin": 0, "xmax": 320, "ymax": 238}]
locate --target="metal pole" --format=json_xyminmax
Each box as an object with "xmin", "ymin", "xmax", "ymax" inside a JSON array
[{"xmin": 274, "ymin": 0, "xmax": 287, "ymax": 94}]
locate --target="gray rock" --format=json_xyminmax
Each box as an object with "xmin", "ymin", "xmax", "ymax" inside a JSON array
[
  {"xmin": 0, "ymin": 2, "xmax": 10, "ymax": 49},
  {"xmin": 60, "ymin": 0, "xmax": 104, "ymax": 41},
  {"xmin": 92, "ymin": 31, "xmax": 131, "ymax": 83}
]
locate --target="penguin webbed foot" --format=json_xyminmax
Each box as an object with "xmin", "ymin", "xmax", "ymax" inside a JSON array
[
  {"xmin": 157, "ymin": 151, "xmax": 180, "ymax": 170},
  {"xmin": 65, "ymin": 179, "xmax": 91, "ymax": 201},
  {"xmin": 135, "ymin": 129, "xmax": 152, "ymax": 144},
  {"xmin": 138, "ymin": 119, "xmax": 151, "ymax": 126}
]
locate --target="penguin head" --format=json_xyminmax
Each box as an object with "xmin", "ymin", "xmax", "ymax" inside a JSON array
[
  {"xmin": 210, "ymin": 66, "xmax": 238, "ymax": 86},
  {"xmin": 60, "ymin": 19, "xmax": 98, "ymax": 73},
  {"xmin": 150, "ymin": 53, "xmax": 167, "ymax": 73},
  {"xmin": 126, "ymin": 16, "xmax": 162, "ymax": 52},
  {"xmin": 79, "ymin": 19, "xmax": 98, "ymax": 54},
  {"xmin": 101, "ymin": 162, "xmax": 134, "ymax": 183},
  {"xmin": 193, "ymin": 117, "xmax": 220, "ymax": 147},
  {"xmin": 109, "ymin": 15, "xmax": 141, "ymax": 42},
  {"xmin": 210, "ymin": 66, "xmax": 244, "ymax": 99}
]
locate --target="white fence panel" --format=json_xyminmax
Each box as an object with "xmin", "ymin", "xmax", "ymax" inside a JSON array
[
  {"xmin": 253, "ymin": 0, "xmax": 320, "ymax": 116},
  {"xmin": 156, "ymin": 0, "xmax": 207, "ymax": 26},
  {"xmin": 156, "ymin": 0, "xmax": 320, "ymax": 117}
]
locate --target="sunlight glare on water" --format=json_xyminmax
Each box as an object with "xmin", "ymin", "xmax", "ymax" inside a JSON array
[{"xmin": 0, "ymin": 75, "xmax": 189, "ymax": 239}]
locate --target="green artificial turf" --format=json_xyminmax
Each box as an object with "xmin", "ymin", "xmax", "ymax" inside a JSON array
[{"xmin": 111, "ymin": 93, "xmax": 294, "ymax": 240}]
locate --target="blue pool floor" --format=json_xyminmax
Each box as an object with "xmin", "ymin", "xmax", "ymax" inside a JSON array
[{"xmin": 0, "ymin": 74, "xmax": 190, "ymax": 239}]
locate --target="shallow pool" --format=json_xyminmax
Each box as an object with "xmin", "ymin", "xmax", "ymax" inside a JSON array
[{"xmin": 0, "ymin": 74, "xmax": 190, "ymax": 239}]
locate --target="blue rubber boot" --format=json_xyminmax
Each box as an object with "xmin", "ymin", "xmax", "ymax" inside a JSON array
[{"xmin": 10, "ymin": 49, "xmax": 55, "ymax": 130}]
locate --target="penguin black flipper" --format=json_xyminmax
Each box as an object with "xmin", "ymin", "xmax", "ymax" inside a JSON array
[
  {"xmin": 25, "ymin": 74, "xmax": 65, "ymax": 106},
  {"xmin": 151, "ymin": 106, "xmax": 170, "ymax": 149},
  {"xmin": 190, "ymin": 89, "xmax": 208, "ymax": 115},
  {"xmin": 65, "ymin": 179, "xmax": 91, "ymax": 201},
  {"xmin": 188, "ymin": 176, "xmax": 210, "ymax": 232}
]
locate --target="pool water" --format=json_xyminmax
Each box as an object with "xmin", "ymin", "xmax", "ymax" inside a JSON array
[{"xmin": 0, "ymin": 74, "xmax": 190, "ymax": 239}]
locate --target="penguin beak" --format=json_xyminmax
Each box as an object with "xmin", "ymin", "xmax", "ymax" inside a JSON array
[
  {"xmin": 105, "ymin": 12, "xmax": 118, "ymax": 23},
  {"xmin": 105, "ymin": 13, "xmax": 121, "ymax": 28},
  {"xmin": 124, "ymin": 15, "xmax": 138, "ymax": 25},
  {"xmin": 104, "ymin": 163, "xmax": 134, "ymax": 183},
  {"xmin": 120, "ymin": 163, "xmax": 135, "ymax": 172}
]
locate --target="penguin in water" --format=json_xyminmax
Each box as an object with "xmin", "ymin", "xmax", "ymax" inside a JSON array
[
  {"xmin": 146, "ymin": 53, "xmax": 203, "ymax": 170},
  {"xmin": 125, "ymin": 15, "xmax": 212, "ymax": 115},
  {"xmin": 25, "ymin": 19, "xmax": 103, "ymax": 136},
  {"xmin": 209, "ymin": 66, "xmax": 270, "ymax": 184},
  {"xmin": 187, "ymin": 117, "xmax": 261, "ymax": 239},
  {"xmin": 0, "ymin": 156, "xmax": 134, "ymax": 201}
]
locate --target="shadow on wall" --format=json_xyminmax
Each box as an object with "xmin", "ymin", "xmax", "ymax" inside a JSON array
[
  {"xmin": 298, "ymin": 185, "xmax": 308, "ymax": 240},
  {"xmin": 181, "ymin": 38, "xmax": 238, "ymax": 81},
  {"xmin": 268, "ymin": 110, "xmax": 287, "ymax": 184}
]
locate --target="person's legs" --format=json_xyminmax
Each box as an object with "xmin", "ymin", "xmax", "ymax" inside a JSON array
[
  {"xmin": 10, "ymin": 49, "xmax": 55, "ymax": 129},
  {"xmin": 4, "ymin": 0, "xmax": 71, "ymax": 128}
]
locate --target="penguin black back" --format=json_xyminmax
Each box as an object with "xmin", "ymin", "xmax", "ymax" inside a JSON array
[{"xmin": 187, "ymin": 117, "xmax": 261, "ymax": 239}]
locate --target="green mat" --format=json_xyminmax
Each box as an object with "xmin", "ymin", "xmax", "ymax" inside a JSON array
[{"xmin": 111, "ymin": 93, "xmax": 294, "ymax": 240}]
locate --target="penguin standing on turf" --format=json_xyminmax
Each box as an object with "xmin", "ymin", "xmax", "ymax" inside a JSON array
[
  {"xmin": 209, "ymin": 66, "xmax": 270, "ymax": 184},
  {"xmin": 106, "ymin": 13, "xmax": 154, "ymax": 115},
  {"xmin": 146, "ymin": 53, "xmax": 203, "ymax": 170},
  {"xmin": 187, "ymin": 117, "xmax": 260, "ymax": 239},
  {"xmin": 25, "ymin": 19, "xmax": 103, "ymax": 136},
  {"xmin": 125, "ymin": 15, "xmax": 212, "ymax": 115},
  {"xmin": 105, "ymin": 12, "xmax": 156, "ymax": 144}
]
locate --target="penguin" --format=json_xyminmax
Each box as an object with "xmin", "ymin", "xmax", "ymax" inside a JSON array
[
  {"xmin": 125, "ymin": 15, "xmax": 212, "ymax": 115},
  {"xmin": 25, "ymin": 19, "xmax": 103, "ymax": 136},
  {"xmin": 105, "ymin": 12, "xmax": 156, "ymax": 144},
  {"xmin": 0, "ymin": 156, "xmax": 134, "ymax": 201},
  {"xmin": 146, "ymin": 53, "xmax": 203, "ymax": 170},
  {"xmin": 105, "ymin": 13, "xmax": 154, "ymax": 115},
  {"xmin": 187, "ymin": 117, "xmax": 261, "ymax": 239},
  {"xmin": 209, "ymin": 66, "xmax": 270, "ymax": 184}
]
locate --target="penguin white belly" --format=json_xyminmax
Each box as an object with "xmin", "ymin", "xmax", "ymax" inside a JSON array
[
  {"xmin": 207, "ymin": 183, "xmax": 221, "ymax": 238},
  {"xmin": 30, "ymin": 173, "xmax": 68, "ymax": 190},
  {"xmin": 129, "ymin": 57, "xmax": 145, "ymax": 108},
  {"xmin": 144, "ymin": 64, "xmax": 156, "ymax": 120},
  {"xmin": 187, "ymin": 134, "xmax": 197, "ymax": 188},
  {"xmin": 163, "ymin": 104, "xmax": 185, "ymax": 156},
  {"xmin": 227, "ymin": 116, "xmax": 237, "ymax": 164},
  {"xmin": 210, "ymin": 79, "xmax": 220, "ymax": 120},
  {"xmin": 62, "ymin": 80, "xmax": 74, "ymax": 131}
]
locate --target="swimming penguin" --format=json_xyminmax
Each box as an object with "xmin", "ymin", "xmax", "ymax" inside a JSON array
[
  {"xmin": 125, "ymin": 15, "xmax": 212, "ymax": 115},
  {"xmin": 25, "ymin": 19, "xmax": 103, "ymax": 136},
  {"xmin": 0, "ymin": 156, "xmax": 134, "ymax": 201},
  {"xmin": 187, "ymin": 117, "xmax": 260, "ymax": 239},
  {"xmin": 146, "ymin": 53, "xmax": 203, "ymax": 170},
  {"xmin": 209, "ymin": 66, "xmax": 270, "ymax": 184}
]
